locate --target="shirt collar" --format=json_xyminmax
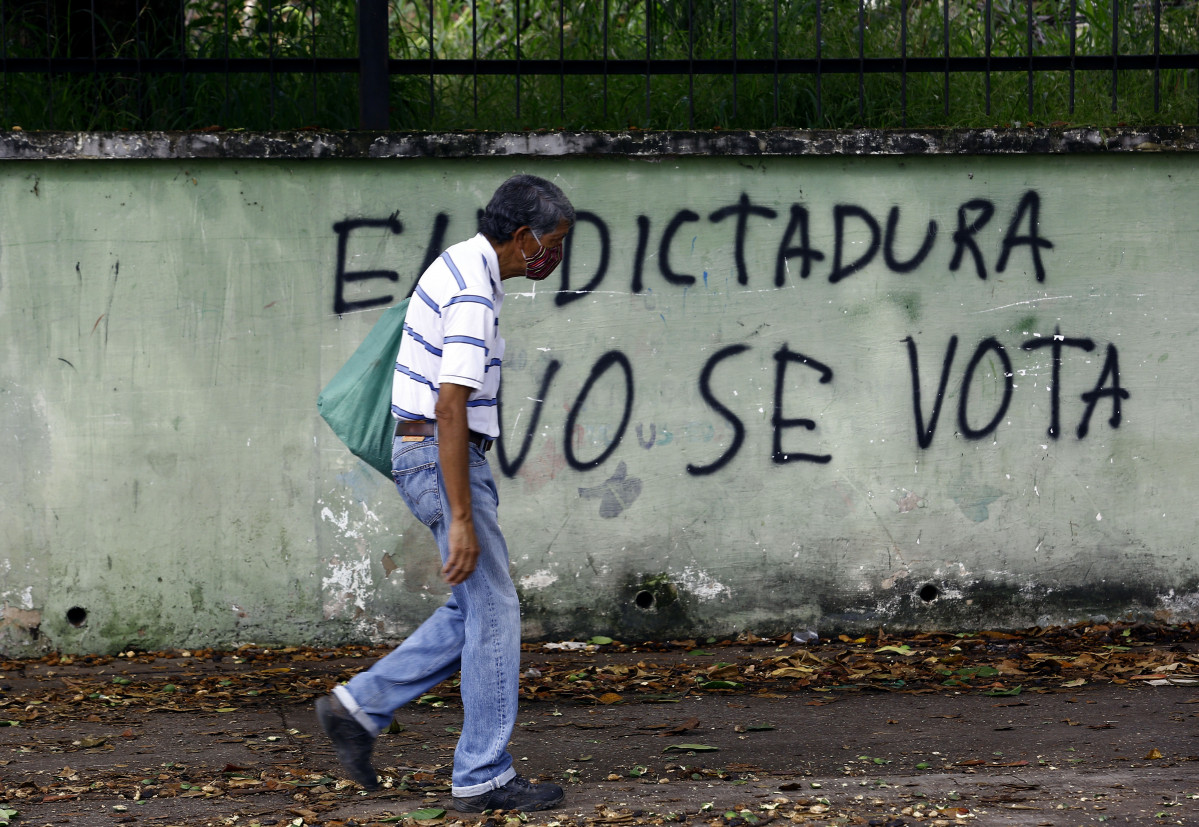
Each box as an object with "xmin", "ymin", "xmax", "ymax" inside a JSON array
[{"xmin": 472, "ymin": 233, "xmax": 504, "ymax": 301}]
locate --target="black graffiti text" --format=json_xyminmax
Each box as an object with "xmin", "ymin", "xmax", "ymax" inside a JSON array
[
  {"xmin": 905, "ymin": 328, "xmax": 1129, "ymax": 447},
  {"xmin": 334, "ymin": 190, "xmax": 1056, "ymax": 314},
  {"xmin": 558, "ymin": 189, "xmax": 1054, "ymax": 303},
  {"xmin": 497, "ymin": 343, "xmax": 836, "ymax": 480}
]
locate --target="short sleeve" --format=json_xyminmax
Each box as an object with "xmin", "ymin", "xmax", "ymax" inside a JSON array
[{"xmin": 438, "ymin": 289, "xmax": 495, "ymax": 389}]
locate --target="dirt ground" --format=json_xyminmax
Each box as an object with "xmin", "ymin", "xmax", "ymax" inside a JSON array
[{"xmin": 2, "ymin": 626, "xmax": 1196, "ymax": 827}]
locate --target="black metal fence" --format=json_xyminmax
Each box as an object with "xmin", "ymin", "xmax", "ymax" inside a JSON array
[{"xmin": 1, "ymin": 0, "xmax": 1196, "ymax": 132}]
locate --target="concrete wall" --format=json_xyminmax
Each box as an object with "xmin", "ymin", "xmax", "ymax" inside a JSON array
[{"xmin": 2, "ymin": 130, "xmax": 1197, "ymax": 655}]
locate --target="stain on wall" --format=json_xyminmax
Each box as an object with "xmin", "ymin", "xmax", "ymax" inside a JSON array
[{"xmin": 0, "ymin": 151, "xmax": 1196, "ymax": 654}]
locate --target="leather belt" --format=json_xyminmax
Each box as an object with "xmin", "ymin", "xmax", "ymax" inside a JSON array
[
  {"xmin": 395, "ymin": 419, "xmax": 493, "ymax": 452},
  {"xmin": 395, "ymin": 420, "xmax": 435, "ymax": 437}
]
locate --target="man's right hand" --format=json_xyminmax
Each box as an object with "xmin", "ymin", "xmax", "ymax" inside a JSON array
[{"xmin": 443, "ymin": 515, "xmax": 480, "ymax": 585}]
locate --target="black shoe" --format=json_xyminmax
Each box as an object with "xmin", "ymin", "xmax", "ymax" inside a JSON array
[
  {"xmin": 452, "ymin": 775, "xmax": 565, "ymax": 813},
  {"xmin": 315, "ymin": 694, "xmax": 380, "ymax": 791}
]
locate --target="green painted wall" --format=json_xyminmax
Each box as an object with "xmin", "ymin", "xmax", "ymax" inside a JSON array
[{"xmin": 1, "ymin": 151, "xmax": 1196, "ymax": 654}]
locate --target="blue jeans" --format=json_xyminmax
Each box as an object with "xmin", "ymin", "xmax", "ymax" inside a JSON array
[{"xmin": 333, "ymin": 435, "xmax": 520, "ymax": 797}]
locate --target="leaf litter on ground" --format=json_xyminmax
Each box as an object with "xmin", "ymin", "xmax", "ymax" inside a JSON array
[
  {"xmin": 3, "ymin": 623, "xmax": 1197, "ymax": 726},
  {"xmin": 2, "ymin": 622, "xmax": 1197, "ymax": 826}
]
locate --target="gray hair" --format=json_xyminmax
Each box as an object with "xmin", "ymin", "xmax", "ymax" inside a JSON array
[{"xmin": 480, "ymin": 174, "xmax": 575, "ymax": 242}]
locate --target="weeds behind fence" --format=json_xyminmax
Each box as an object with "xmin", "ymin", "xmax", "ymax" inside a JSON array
[{"xmin": 0, "ymin": 0, "xmax": 1196, "ymax": 131}]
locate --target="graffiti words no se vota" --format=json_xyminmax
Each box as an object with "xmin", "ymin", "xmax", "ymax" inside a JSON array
[{"xmin": 333, "ymin": 189, "xmax": 1126, "ymax": 478}]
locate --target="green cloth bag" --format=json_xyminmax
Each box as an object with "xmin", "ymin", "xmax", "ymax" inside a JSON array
[{"xmin": 317, "ymin": 299, "xmax": 410, "ymax": 478}]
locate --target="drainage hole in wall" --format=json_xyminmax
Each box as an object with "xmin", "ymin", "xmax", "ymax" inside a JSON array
[
  {"xmin": 66, "ymin": 606, "xmax": 88, "ymax": 627},
  {"xmin": 634, "ymin": 590, "xmax": 655, "ymax": 610},
  {"xmin": 917, "ymin": 583, "xmax": 939, "ymax": 603}
]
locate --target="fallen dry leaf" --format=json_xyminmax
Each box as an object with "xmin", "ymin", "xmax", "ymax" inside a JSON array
[{"xmin": 655, "ymin": 717, "xmax": 700, "ymax": 736}]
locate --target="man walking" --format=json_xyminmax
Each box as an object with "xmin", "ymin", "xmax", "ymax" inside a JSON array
[{"xmin": 316, "ymin": 175, "xmax": 575, "ymax": 813}]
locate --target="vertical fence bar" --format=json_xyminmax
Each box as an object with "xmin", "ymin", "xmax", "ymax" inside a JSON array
[
  {"xmin": 942, "ymin": 0, "xmax": 949, "ymax": 118},
  {"xmin": 645, "ymin": 0, "xmax": 651, "ymax": 125},
  {"xmin": 1110, "ymin": 0, "xmax": 1118, "ymax": 112},
  {"xmin": 984, "ymin": 0, "xmax": 992, "ymax": 116},
  {"xmin": 516, "ymin": 0, "xmax": 522, "ymax": 121},
  {"xmin": 901, "ymin": 0, "xmax": 907, "ymax": 127},
  {"xmin": 472, "ymin": 0, "xmax": 478, "ymax": 121},
  {"xmin": 223, "ymin": 0, "xmax": 231, "ymax": 127},
  {"xmin": 45, "ymin": 0, "xmax": 52, "ymax": 128},
  {"xmin": 89, "ymin": 0, "xmax": 98, "ymax": 126},
  {"xmin": 857, "ymin": 0, "xmax": 865, "ymax": 121},
  {"xmin": 267, "ymin": 0, "xmax": 276, "ymax": 127},
  {"xmin": 1, "ymin": 0, "xmax": 6, "ymax": 126},
  {"xmin": 772, "ymin": 0, "xmax": 779, "ymax": 126},
  {"xmin": 732, "ymin": 0, "xmax": 738, "ymax": 120},
  {"xmin": 178, "ymin": 0, "xmax": 187, "ymax": 127},
  {"xmin": 1153, "ymin": 0, "xmax": 1161, "ymax": 112},
  {"xmin": 357, "ymin": 0, "xmax": 389, "ymax": 129},
  {"xmin": 603, "ymin": 0, "xmax": 609, "ymax": 122},
  {"xmin": 1026, "ymin": 0, "xmax": 1033, "ymax": 120},
  {"xmin": 429, "ymin": 0, "xmax": 435, "ymax": 122},
  {"xmin": 688, "ymin": 0, "xmax": 695, "ymax": 129},
  {"xmin": 815, "ymin": 0, "xmax": 823, "ymax": 125},
  {"xmin": 136, "ymin": 0, "xmax": 145, "ymax": 126},
  {"xmin": 310, "ymin": 0, "xmax": 318, "ymax": 125},
  {"xmin": 559, "ymin": 0, "xmax": 565, "ymax": 123},
  {"xmin": 1069, "ymin": 0, "xmax": 1076, "ymax": 113}
]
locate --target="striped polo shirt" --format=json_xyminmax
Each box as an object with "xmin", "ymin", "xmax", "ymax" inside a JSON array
[{"xmin": 392, "ymin": 233, "xmax": 505, "ymax": 439}]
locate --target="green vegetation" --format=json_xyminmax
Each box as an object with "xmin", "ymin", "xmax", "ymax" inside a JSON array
[{"xmin": 1, "ymin": 0, "xmax": 1195, "ymax": 131}]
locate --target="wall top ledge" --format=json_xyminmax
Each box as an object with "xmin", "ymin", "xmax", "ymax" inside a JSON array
[{"xmin": 0, "ymin": 126, "xmax": 1196, "ymax": 160}]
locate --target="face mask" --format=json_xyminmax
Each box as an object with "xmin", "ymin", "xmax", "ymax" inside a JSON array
[{"xmin": 523, "ymin": 233, "xmax": 564, "ymax": 281}]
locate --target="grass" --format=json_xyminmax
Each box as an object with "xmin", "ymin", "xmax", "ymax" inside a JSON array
[{"xmin": 0, "ymin": 0, "xmax": 1194, "ymax": 131}]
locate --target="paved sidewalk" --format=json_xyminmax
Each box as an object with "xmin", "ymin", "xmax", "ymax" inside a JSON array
[{"xmin": 2, "ymin": 634, "xmax": 1197, "ymax": 827}]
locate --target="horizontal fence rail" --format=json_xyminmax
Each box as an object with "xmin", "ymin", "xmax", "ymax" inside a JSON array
[
  {"xmin": 9, "ymin": 56, "xmax": 1199, "ymax": 74},
  {"xmin": 0, "ymin": 0, "xmax": 1196, "ymax": 131}
]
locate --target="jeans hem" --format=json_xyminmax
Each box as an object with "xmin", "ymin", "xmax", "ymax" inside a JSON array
[
  {"xmin": 332, "ymin": 684, "xmax": 381, "ymax": 737},
  {"xmin": 451, "ymin": 767, "xmax": 517, "ymax": 798}
]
